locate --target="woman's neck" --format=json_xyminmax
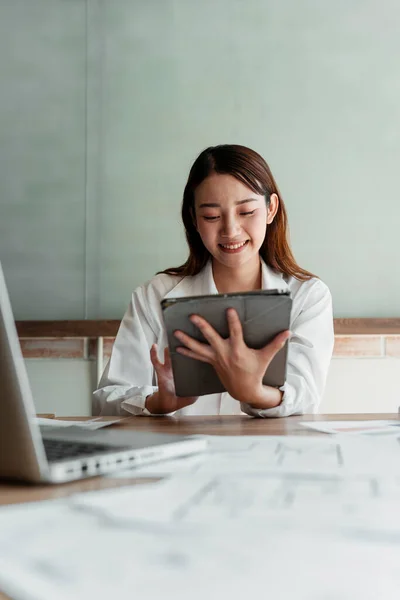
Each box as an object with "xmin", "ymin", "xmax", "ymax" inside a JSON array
[{"xmin": 212, "ymin": 258, "xmax": 262, "ymax": 294}]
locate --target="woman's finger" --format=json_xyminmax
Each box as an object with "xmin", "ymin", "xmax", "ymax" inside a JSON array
[
  {"xmin": 174, "ymin": 329, "xmax": 215, "ymax": 361},
  {"xmin": 163, "ymin": 346, "xmax": 172, "ymax": 369},
  {"xmin": 260, "ymin": 330, "xmax": 291, "ymax": 362},
  {"xmin": 176, "ymin": 346, "xmax": 212, "ymax": 364},
  {"xmin": 227, "ymin": 308, "xmax": 244, "ymax": 346},
  {"xmin": 150, "ymin": 344, "xmax": 163, "ymax": 371},
  {"xmin": 189, "ymin": 315, "xmax": 224, "ymax": 350}
]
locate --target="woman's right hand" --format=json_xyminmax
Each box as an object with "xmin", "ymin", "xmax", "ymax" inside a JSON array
[{"xmin": 145, "ymin": 344, "xmax": 198, "ymax": 414}]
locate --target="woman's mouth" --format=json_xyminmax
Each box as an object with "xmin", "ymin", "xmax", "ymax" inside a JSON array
[{"xmin": 218, "ymin": 240, "xmax": 249, "ymax": 253}]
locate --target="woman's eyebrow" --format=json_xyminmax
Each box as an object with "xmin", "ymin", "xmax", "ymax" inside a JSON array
[{"xmin": 198, "ymin": 198, "xmax": 260, "ymax": 208}]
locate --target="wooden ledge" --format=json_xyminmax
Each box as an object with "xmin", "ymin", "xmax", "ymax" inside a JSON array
[
  {"xmin": 16, "ymin": 320, "xmax": 120, "ymax": 338},
  {"xmin": 334, "ymin": 318, "xmax": 400, "ymax": 335},
  {"xmin": 14, "ymin": 318, "xmax": 400, "ymax": 338}
]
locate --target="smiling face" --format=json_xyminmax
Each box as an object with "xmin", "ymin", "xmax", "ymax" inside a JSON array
[{"xmin": 194, "ymin": 173, "xmax": 278, "ymax": 273}]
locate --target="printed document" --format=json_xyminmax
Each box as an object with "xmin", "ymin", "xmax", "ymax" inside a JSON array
[
  {"xmin": 0, "ymin": 494, "xmax": 399, "ymax": 600},
  {"xmin": 108, "ymin": 433, "xmax": 400, "ymax": 478},
  {"xmin": 34, "ymin": 417, "xmax": 122, "ymax": 431},
  {"xmin": 300, "ymin": 420, "xmax": 400, "ymax": 435}
]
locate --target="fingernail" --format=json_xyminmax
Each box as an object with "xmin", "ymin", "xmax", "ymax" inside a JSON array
[{"xmin": 190, "ymin": 315, "xmax": 199, "ymax": 324}]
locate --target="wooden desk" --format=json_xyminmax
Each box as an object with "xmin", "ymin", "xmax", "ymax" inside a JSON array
[
  {"xmin": 0, "ymin": 413, "xmax": 398, "ymax": 507},
  {"xmin": 0, "ymin": 413, "xmax": 398, "ymax": 600}
]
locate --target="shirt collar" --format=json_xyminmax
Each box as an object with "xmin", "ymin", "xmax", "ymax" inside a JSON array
[
  {"xmin": 163, "ymin": 260, "xmax": 216, "ymax": 299},
  {"xmin": 261, "ymin": 259, "xmax": 289, "ymax": 292},
  {"xmin": 164, "ymin": 258, "xmax": 289, "ymax": 298}
]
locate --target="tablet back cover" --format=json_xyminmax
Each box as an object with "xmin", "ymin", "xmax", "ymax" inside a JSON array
[{"xmin": 162, "ymin": 290, "xmax": 292, "ymax": 397}]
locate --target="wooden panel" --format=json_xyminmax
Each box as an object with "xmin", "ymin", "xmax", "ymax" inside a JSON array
[
  {"xmin": 16, "ymin": 320, "xmax": 120, "ymax": 338},
  {"xmin": 19, "ymin": 338, "xmax": 85, "ymax": 358},
  {"xmin": 334, "ymin": 318, "xmax": 400, "ymax": 334},
  {"xmin": 15, "ymin": 318, "xmax": 400, "ymax": 338}
]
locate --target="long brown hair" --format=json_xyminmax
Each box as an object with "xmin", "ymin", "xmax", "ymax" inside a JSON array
[{"xmin": 161, "ymin": 144, "xmax": 315, "ymax": 281}]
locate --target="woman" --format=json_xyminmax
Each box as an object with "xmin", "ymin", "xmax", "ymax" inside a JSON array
[{"xmin": 94, "ymin": 144, "xmax": 334, "ymax": 417}]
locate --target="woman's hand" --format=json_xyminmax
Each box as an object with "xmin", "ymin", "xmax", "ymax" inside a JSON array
[
  {"xmin": 145, "ymin": 344, "xmax": 198, "ymax": 414},
  {"xmin": 174, "ymin": 309, "xmax": 290, "ymax": 409}
]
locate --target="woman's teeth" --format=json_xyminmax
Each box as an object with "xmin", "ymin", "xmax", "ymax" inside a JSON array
[{"xmin": 220, "ymin": 241, "xmax": 248, "ymax": 250}]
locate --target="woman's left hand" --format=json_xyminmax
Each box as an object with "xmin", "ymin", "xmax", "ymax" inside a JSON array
[{"xmin": 174, "ymin": 308, "xmax": 290, "ymax": 407}]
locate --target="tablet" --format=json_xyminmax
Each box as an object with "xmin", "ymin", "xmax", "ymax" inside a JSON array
[{"xmin": 161, "ymin": 289, "xmax": 292, "ymax": 398}]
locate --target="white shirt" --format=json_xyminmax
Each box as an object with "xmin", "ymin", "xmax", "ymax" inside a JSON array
[{"xmin": 93, "ymin": 260, "xmax": 334, "ymax": 418}]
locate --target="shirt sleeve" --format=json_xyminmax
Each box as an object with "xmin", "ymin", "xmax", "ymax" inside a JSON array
[
  {"xmin": 93, "ymin": 287, "xmax": 160, "ymax": 416},
  {"xmin": 240, "ymin": 279, "xmax": 334, "ymax": 418}
]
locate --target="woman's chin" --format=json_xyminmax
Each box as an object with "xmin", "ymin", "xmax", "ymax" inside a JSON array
[{"xmin": 214, "ymin": 246, "xmax": 259, "ymax": 267}]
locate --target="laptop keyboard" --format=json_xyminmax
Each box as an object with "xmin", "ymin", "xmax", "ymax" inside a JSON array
[{"xmin": 43, "ymin": 438, "xmax": 125, "ymax": 463}]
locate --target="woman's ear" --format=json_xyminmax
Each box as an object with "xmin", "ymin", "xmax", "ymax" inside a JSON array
[{"xmin": 267, "ymin": 193, "xmax": 279, "ymax": 224}]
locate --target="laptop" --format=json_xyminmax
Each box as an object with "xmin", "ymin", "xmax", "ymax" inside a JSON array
[{"xmin": 0, "ymin": 263, "xmax": 207, "ymax": 484}]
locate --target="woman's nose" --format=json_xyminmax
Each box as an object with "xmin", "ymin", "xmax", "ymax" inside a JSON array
[{"xmin": 221, "ymin": 217, "xmax": 241, "ymax": 237}]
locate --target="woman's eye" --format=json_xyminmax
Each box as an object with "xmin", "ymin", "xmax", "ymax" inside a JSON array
[
  {"xmin": 203, "ymin": 216, "xmax": 220, "ymax": 221},
  {"xmin": 240, "ymin": 210, "xmax": 256, "ymax": 216}
]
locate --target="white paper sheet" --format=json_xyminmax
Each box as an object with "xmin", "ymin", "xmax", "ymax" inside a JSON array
[
  {"xmin": 73, "ymin": 470, "xmax": 400, "ymax": 536},
  {"xmin": 34, "ymin": 417, "xmax": 122, "ymax": 431},
  {"xmin": 2, "ymin": 434, "xmax": 400, "ymax": 599},
  {"xmin": 108, "ymin": 433, "xmax": 400, "ymax": 478},
  {"xmin": 0, "ymin": 497, "xmax": 399, "ymax": 600},
  {"xmin": 300, "ymin": 420, "xmax": 400, "ymax": 435}
]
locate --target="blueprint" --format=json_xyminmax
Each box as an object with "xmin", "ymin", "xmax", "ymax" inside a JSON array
[
  {"xmin": 109, "ymin": 433, "xmax": 400, "ymax": 478},
  {"xmin": 0, "ymin": 496, "xmax": 399, "ymax": 600}
]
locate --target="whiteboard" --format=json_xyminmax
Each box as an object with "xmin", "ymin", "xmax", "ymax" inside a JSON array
[{"xmin": 1, "ymin": 0, "xmax": 399, "ymax": 319}]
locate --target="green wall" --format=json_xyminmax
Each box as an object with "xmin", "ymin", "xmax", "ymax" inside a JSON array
[{"xmin": 1, "ymin": 0, "xmax": 399, "ymax": 319}]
